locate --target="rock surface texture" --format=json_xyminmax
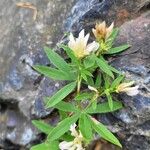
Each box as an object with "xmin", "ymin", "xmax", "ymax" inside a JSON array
[{"xmin": 0, "ymin": 0, "xmax": 150, "ymax": 149}]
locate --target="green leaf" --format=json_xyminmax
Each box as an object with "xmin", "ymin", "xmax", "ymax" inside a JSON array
[
  {"xmin": 109, "ymin": 65, "xmax": 121, "ymax": 74},
  {"xmin": 111, "ymin": 75, "xmax": 124, "ymax": 90},
  {"xmin": 86, "ymin": 101, "xmax": 122, "ymax": 114},
  {"xmin": 106, "ymin": 28, "xmax": 119, "ymax": 44},
  {"xmin": 81, "ymin": 72, "xmax": 88, "ymax": 81},
  {"xmin": 59, "ymin": 44, "xmax": 78, "ymax": 64},
  {"xmin": 61, "ymin": 133, "xmax": 74, "ymax": 142},
  {"xmin": 31, "ymin": 141, "xmax": 59, "ymax": 150},
  {"xmin": 86, "ymin": 76, "xmax": 94, "ymax": 86},
  {"xmin": 106, "ymin": 44, "xmax": 131, "ymax": 54},
  {"xmin": 44, "ymin": 46, "xmax": 71, "ymax": 72},
  {"xmin": 90, "ymin": 117, "xmax": 122, "ymax": 147},
  {"xmin": 75, "ymin": 92, "xmax": 93, "ymax": 101},
  {"xmin": 59, "ymin": 110, "xmax": 68, "ymax": 120},
  {"xmin": 79, "ymin": 114, "xmax": 93, "ymax": 140},
  {"xmin": 34, "ymin": 65, "xmax": 74, "ymax": 81},
  {"xmin": 31, "ymin": 143, "xmax": 49, "ymax": 150},
  {"xmin": 83, "ymin": 55, "xmax": 95, "ymax": 68},
  {"xmin": 95, "ymin": 73, "xmax": 102, "ymax": 88},
  {"xmin": 105, "ymin": 90, "xmax": 113, "ymax": 110},
  {"xmin": 96, "ymin": 57, "xmax": 114, "ymax": 78},
  {"xmin": 103, "ymin": 75, "xmax": 110, "ymax": 89},
  {"xmin": 32, "ymin": 120, "xmax": 53, "ymax": 134},
  {"xmin": 55, "ymin": 101, "xmax": 78, "ymax": 112},
  {"xmin": 46, "ymin": 82, "xmax": 76, "ymax": 108},
  {"xmin": 92, "ymin": 100, "xmax": 97, "ymax": 110},
  {"xmin": 47, "ymin": 113, "xmax": 80, "ymax": 141},
  {"xmin": 81, "ymin": 69, "xmax": 93, "ymax": 77}
]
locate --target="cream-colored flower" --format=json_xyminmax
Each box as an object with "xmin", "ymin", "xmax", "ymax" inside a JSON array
[
  {"xmin": 88, "ymin": 85, "xmax": 98, "ymax": 93},
  {"xmin": 68, "ymin": 29, "xmax": 99, "ymax": 58},
  {"xmin": 59, "ymin": 124, "xmax": 85, "ymax": 150},
  {"xmin": 92, "ymin": 21, "xmax": 114, "ymax": 41},
  {"xmin": 116, "ymin": 81, "xmax": 139, "ymax": 96}
]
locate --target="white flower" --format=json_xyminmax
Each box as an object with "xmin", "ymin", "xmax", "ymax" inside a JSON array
[
  {"xmin": 88, "ymin": 85, "xmax": 98, "ymax": 93},
  {"xmin": 68, "ymin": 30, "xmax": 99, "ymax": 58},
  {"xmin": 116, "ymin": 81, "xmax": 139, "ymax": 96},
  {"xmin": 59, "ymin": 124, "xmax": 85, "ymax": 150}
]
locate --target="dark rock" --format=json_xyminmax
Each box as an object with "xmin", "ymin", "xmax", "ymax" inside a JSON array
[
  {"xmin": 0, "ymin": 0, "xmax": 75, "ymax": 147},
  {"xmin": 108, "ymin": 12, "xmax": 150, "ymax": 149}
]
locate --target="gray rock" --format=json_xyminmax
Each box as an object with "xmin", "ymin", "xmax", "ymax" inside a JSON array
[
  {"xmin": 108, "ymin": 12, "xmax": 150, "ymax": 150},
  {"xmin": 0, "ymin": 0, "xmax": 75, "ymax": 147}
]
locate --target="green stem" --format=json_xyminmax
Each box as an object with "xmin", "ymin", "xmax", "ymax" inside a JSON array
[
  {"xmin": 84, "ymin": 92, "xmax": 105, "ymax": 111},
  {"xmin": 77, "ymin": 75, "xmax": 82, "ymax": 94}
]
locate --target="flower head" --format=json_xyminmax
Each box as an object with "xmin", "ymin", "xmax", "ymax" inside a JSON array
[
  {"xmin": 68, "ymin": 30, "xmax": 99, "ymax": 58},
  {"xmin": 59, "ymin": 124, "xmax": 85, "ymax": 150},
  {"xmin": 116, "ymin": 81, "xmax": 139, "ymax": 96},
  {"xmin": 92, "ymin": 21, "xmax": 114, "ymax": 41}
]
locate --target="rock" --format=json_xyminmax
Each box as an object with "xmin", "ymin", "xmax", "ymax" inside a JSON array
[
  {"xmin": 109, "ymin": 12, "xmax": 150, "ymax": 150},
  {"xmin": 65, "ymin": 0, "xmax": 149, "ymax": 32},
  {"xmin": 0, "ymin": 0, "xmax": 75, "ymax": 147}
]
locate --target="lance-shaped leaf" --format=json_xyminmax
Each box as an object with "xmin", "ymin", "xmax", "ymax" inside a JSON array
[
  {"xmin": 90, "ymin": 116, "xmax": 122, "ymax": 147},
  {"xmin": 106, "ymin": 28, "xmax": 119, "ymax": 45},
  {"xmin": 106, "ymin": 44, "xmax": 131, "ymax": 54},
  {"xmin": 83, "ymin": 55, "xmax": 95, "ymax": 68},
  {"xmin": 34, "ymin": 65, "xmax": 75, "ymax": 81},
  {"xmin": 75, "ymin": 92, "xmax": 93, "ymax": 101},
  {"xmin": 32, "ymin": 120, "xmax": 53, "ymax": 134},
  {"xmin": 54, "ymin": 101, "xmax": 79, "ymax": 112},
  {"xmin": 96, "ymin": 57, "xmax": 114, "ymax": 78},
  {"xmin": 59, "ymin": 44, "xmax": 78, "ymax": 64},
  {"xmin": 95, "ymin": 73, "xmax": 102, "ymax": 88},
  {"xmin": 31, "ymin": 141, "xmax": 59, "ymax": 150},
  {"xmin": 111, "ymin": 75, "xmax": 124, "ymax": 90},
  {"xmin": 47, "ymin": 113, "xmax": 80, "ymax": 141},
  {"xmin": 45, "ymin": 82, "xmax": 76, "ymax": 108},
  {"xmin": 79, "ymin": 114, "xmax": 93, "ymax": 140},
  {"xmin": 44, "ymin": 46, "xmax": 71, "ymax": 72},
  {"xmin": 105, "ymin": 90, "xmax": 113, "ymax": 110},
  {"xmin": 86, "ymin": 101, "xmax": 122, "ymax": 114}
]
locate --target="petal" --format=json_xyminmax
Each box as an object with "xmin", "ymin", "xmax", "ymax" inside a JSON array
[
  {"xmin": 125, "ymin": 86, "xmax": 139, "ymax": 96},
  {"xmin": 101, "ymin": 21, "xmax": 106, "ymax": 29},
  {"xmin": 70, "ymin": 123, "xmax": 76, "ymax": 132},
  {"xmin": 84, "ymin": 33, "xmax": 90, "ymax": 47},
  {"xmin": 92, "ymin": 28, "xmax": 97, "ymax": 37},
  {"xmin": 118, "ymin": 81, "xmax": 135, "ymax": 90},
  {"xmin": 76, "ymin": 144, "xmax": 85, "ymax": 150},
  {"xmin": 88, "ymin": 85, "xmax": 98, "ymax": 92},
  {"xmin": 59, "ymin": 141, "xmax": 74, "ymax": 150},
  {"xmin": 70, "ymin": 123, "xmax": 78, "ymax": 137},
  {"xmin": 69, "ymin": 33, "xmax": 75, "ymax": 43},
  {"xmin": 86, "ymin": 41, "xmax": 99, "ymax": 53},
  {"xmin": 106, "ymin": 22, "xmax": 114, "ymax": 38},
  {"xmin": 78, "ymin": 29, "xmax": 85, "ymax": 39}
]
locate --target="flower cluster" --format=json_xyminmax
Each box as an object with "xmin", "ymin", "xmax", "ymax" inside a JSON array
[
  {"xmin": 68, "ymin": 29, "xmax": 99, "ymax": 58},
  {"xmin": 116, "ymin": 81, "xmax": 139, "ymax": 96},
  {"xmin": 59, "ymin": 124, "xmax": 85, "ymax": 150}
]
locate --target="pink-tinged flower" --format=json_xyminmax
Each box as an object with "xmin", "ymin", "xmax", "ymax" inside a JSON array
[
  {"xmin": 92, "ymin": 21, "xmax": 114, "ymax": 41},
  {"xmin": 59, "ymin": 124, "xmax": 85, "ymax": 150},
  {"xmin": 116, "ymin": 81, "xmax": 139, "ymax": 96},
  {"xmin": 68, "ymin": 30, "xmax": 99, "ymax": 58}
]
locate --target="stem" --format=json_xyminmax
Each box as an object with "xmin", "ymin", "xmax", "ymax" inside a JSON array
[
  {"xmin": 77, "ymin": 75, "xmax": 81, "ymax": 94},
  {"xmin": 84, "ymin": 92, "xmax": 105, "ymax": 111}
]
